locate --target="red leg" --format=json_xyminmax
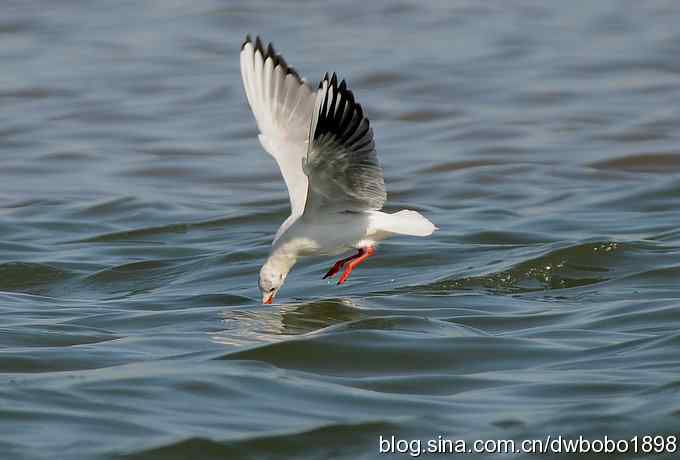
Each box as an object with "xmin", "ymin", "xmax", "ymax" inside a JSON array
[
  {"xmin": 323, "ymin": 252, "xmax": 361, "ymax": 279},
  {"xmin": 337, "ymin": 246, "xmax": 375, "ymax": 285}
]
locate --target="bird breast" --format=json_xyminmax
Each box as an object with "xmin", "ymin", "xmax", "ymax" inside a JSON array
[{"xmin": 280, "ymin": 211, "xmax": 374, "ymax": 257}]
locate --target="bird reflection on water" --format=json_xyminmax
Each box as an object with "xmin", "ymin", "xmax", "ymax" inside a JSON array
[{"xmin": 212, "ymin": 298, "xmax": 365, "ymax": 347}]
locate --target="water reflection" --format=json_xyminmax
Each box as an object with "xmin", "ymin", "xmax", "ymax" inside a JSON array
[{"xmin": 212, "ymin": 298, "xmax": 365, "ymax": 346}]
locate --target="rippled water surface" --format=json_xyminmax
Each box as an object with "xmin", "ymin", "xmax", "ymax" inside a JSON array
[{"xmin": 2, "ymin": 1, "xmax": 680, "ymax": 459}]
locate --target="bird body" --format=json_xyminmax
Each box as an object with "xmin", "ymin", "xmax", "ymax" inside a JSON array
[
  {"xmin": 239, "ymin": 36, "xmax": 436, "ymax": 303},
  {"xmin": 274, "ymin": 209, "xmax": 435, "ymax": 258}
]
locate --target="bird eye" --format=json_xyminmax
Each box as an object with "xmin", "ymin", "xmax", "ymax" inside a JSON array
[{"xmin": 268, "ymin": 288, "xmax": 276, "ymax": 293}]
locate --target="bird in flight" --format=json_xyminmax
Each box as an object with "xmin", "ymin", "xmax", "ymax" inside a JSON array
[{"xmin": 240, "ymin": 36, "xmax": 436, "ymax": 304}]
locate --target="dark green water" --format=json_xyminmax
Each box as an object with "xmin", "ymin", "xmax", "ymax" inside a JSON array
[{"xmin": 2, "ymin": 1, "xmax": 680, "ymax": 459}]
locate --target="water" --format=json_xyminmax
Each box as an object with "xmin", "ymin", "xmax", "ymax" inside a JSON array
[{"xmin": 2, "ymin": 1, "xmax": 680, "ymax": 459}]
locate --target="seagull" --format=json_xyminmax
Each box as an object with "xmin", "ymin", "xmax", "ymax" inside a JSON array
[{"xmin": 240, "ymin": 35, "xmax": 437, "ymax": 304}]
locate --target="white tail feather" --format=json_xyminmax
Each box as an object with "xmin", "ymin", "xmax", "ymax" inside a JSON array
[{"xmin": 370, "ymin": 210, "xmax": 437, "ymax": 237}]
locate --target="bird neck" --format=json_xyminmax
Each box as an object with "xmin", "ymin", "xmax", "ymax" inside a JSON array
[{"xmin": 265, "ymin": 246, "xmax": 298, "ymax": 273}]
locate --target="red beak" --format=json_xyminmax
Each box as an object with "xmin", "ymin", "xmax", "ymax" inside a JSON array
[{"xmin": 263, "ymin": 294, "xmax": 274, "ymax": 305}]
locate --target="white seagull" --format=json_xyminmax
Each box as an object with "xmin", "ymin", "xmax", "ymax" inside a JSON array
[{"xmin": 240, "ymin": 36, "xmax": 436, "ymax": 304}]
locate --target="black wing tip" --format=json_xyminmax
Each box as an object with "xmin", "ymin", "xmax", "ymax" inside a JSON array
[
  {"xmin": 319, "ymin": 72, "xmax": 329, "ymax": 88},
  {"xmin": 320, "ymin": 71, "xmax": 363, "ymax": 117},
  {"xmin": 241, "ymin": 34, "xmax": 252, "ymax": 50},
  {"xmin": 242, "ymin": 34, "xmax": 303, "ymax": 83},
  {"xmin": 320, "ymin": 72, "xmax": 353, "ymax": 99},
  {"xmin": 254, "ymin": 36, "xmax": 264, "ymax": 53},
  {"xmin": 314, "ymin": 70, "xmax": 371, "ymax": 141}
]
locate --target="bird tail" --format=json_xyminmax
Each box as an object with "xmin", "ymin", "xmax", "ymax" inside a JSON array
[{"xmin": 371, "ymin": 210, "xmax": 437, "ymax": 237}]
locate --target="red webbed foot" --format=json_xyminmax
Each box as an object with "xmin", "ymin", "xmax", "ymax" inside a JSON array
[{"xmin": 337, "ymin": 246, "xmax": 375, "ymax": 285}]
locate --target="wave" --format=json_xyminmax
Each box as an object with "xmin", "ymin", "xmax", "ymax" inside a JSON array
[{"xmin": 409, "ymin": 241, "xmax": 650, "ymax": 295}]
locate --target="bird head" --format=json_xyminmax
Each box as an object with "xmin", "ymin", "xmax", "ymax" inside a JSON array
[{"xmin": 259, "ymin": 259, "xmax": 291, "ymax": 304}]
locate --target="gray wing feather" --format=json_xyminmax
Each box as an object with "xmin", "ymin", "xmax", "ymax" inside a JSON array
[{"xmin": 304, "ymin": 73, "xmax": 386, "ymax": 212}]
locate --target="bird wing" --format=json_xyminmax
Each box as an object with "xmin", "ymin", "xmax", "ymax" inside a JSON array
[
  {"xmin": 303, "ymin": 73, "xmax": 386, "ymax": 214},
  {"xmin": 239, "ymin": 36, "xmax": 316, "ymax": 242}
]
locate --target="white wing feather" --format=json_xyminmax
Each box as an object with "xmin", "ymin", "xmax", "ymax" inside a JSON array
[{"xmin": 239, "ymin": 36, "xmax": 315, "ymax": 243}]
